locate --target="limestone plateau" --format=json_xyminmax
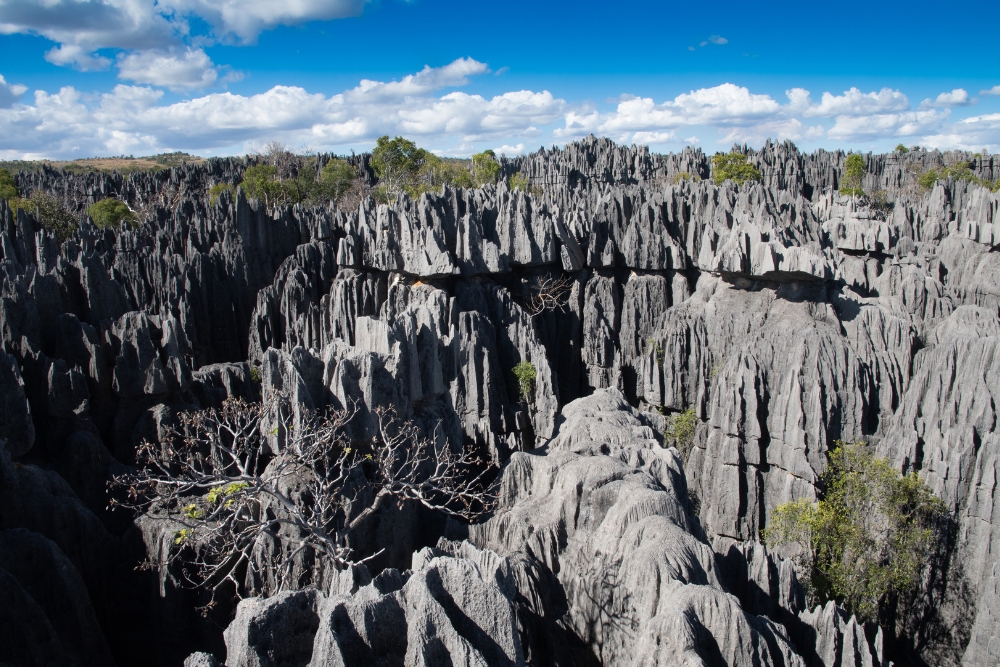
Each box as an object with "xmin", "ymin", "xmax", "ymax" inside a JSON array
[{"xmin": 2, "ymin": 136, "xmax": 1000, "ymax": 667}]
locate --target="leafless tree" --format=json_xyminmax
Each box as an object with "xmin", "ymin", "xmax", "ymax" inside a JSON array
[
  {"xmin": 256, "ymin": 141, "xmax": 298, "ymax": 179},
  {"xmin": 525, "ymin": 274, "xmax": 574, "ymax": 315},
  {"xmin": 113, "ymin": 397, "xmax": 496, "ymax": 600}
]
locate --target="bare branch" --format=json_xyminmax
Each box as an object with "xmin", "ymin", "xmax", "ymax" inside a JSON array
[
  {"xmin": 112, "ymin": 397, "xmax": 496, "ymax": 601},
  {"xmin": 525, "ymin": 274, "xmax": 573, "ymax": 315}
]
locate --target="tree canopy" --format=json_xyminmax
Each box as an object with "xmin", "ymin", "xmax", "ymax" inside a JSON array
[
  {"xmin": 764, "ymin": 441, "xmax": 947, "ymax": 625},
  {"xmin": 841, "ymin": 153, "xmax": 866, "ymax": 197},
  {"xmin": 88, "ymin": 198, "xmax": 139, "ymax": 229},
  {"xmin": 0, "ymin": 170, "xmax": 18, "ymax": 201},
  {"xmin": 471, "ymin": 150, "xmax": 500, "ymax": 186},
  {"xmin": 371, "ymin": 135, "xmax": 430, "ymax": 202},
  {"xmin": 712, "ymin": 152, "xmax": 761, "ymax": 185}
]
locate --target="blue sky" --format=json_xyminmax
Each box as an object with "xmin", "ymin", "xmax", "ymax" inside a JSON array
[{"xmin": 1, "ymin": 0, "xmax": 998, "ymax": 159}]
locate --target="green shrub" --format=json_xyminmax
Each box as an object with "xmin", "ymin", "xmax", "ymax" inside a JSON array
[
  {"xmin": 317, "ymin": 158, "xmax": 357, "ymax": 202},
  {"xmin": 88, "ymin": 198, "xmax": 139, "ymax": 229},
  {"xmin": 410, "ymin": 155, "xmax": 473, "ymax": 196},
  {"xmin": 840, "ymin": 153, "xmax": 866, "ymax": 197},
  {"xmin": 249, "ymin": 367, "xmax": 261, "ymax": 383},
  {"xmin": 239, "ymin": 164, "xmax": 288, "ymax": 207},
  {"xmin": 208, "ymin": 183, "xmax": 234, "ymax": 206},
  {"xmin": 672, "ymin": 171, "xmax": 700, "ymax": 184},
  {"xmin": 764, "ymin": 441, "xmax": 947, "ymax": 624},
  {"xmin": 664, "ymin": 408, "xmax": 697, "ymax": 458},
  {"xmin": 712, "ymin": 152, "xmax": 761, "ymax": 185},
  {"xmin": 895, "ymin": 144, "xmax": 909, "ymax": 153},
  {"xmin": 918, "ymin": 162, "xmax": 999, "ymax": 192},
  {"xmin": 13, "ymin": 192, "xmax": 77, "ymax": 241},
  {"xmin": 0, "ymin": 170, "xmax": 18, "ymax": 200},
  {"xmin": 471, "ymin": 150, "xmax": 500, "ymax": 186},
  {"xmin": 512, "ymin": 361, "xmax": 537, "ymax": 402}
]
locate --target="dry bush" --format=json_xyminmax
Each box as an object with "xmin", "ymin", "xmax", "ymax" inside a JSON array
[{"xmin": 114, "ymin": 397, "xmax": 496, "ymax": 599}]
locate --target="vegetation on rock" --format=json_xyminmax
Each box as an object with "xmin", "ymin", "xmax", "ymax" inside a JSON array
[
  {"xmin": 764, "ymin": 441, "xmax": 948, "ymax": 625},
  {"xmin": 840, "ymin": 153, "xmax": 867, "ymax": 197},
  {"xmin": 11, "ymin": 191, "xmax": 78, "ymax": 241},
  {"xmin": 114, "ymin": 398, "xmax": 496, "ymax": 599},
  {"xmin": 712, "ymin": 152, "xmax": 761, "ymax": 185},
  {"xmin": 513, "ymin": 361, "xmax": 537, "ymax": 402},
  {"xmin": 88, "ymin": 198, "xmax": 139, "ymax": 228},
  {"xmin": 0, "ymin": 170, "xmax": 17, "ymax": 200},
  {"xmin": 919, "ymin": 161, "xmax": 1000, "ymax": 192},
  {"xmin": 663, "ymin": 408, "xmax": 697, "ymax": 459}
]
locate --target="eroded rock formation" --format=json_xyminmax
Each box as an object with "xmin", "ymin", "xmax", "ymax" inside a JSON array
[{"xmin": 1, "ymin": 136, "xmax": 999, "ymax": 666}]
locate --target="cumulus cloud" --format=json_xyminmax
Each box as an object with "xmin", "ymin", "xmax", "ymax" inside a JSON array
[
  {"xmin": 0, "ymin": 59, "xmax": 565, "ymax": 158},
  {"xmin": 0, "ymin": 75, "xmax": 28, "ymax": 108},
  {"xmin": 980, "ymin": 86, "xmax": 1000, "ymax": 96},
  {"xmin": 826, "ymin": 109, "xmax": 948, "ymax": 141},
  {"xmin": 557, "ymin": 83, "xmax": 782, "ymax": 142},
  {"xmin": 0, "ymin": 0, "xmax": 366, "ymax": 83},
  {"xmin": 921, "ymin": 88, "xmax": 973, "ymax": 108},
  {"xmin": 802, "ymin": 87, "xmax": 909, "ymax": 117},
  {"xmin": 117, "ymin": 48, "xmax": 223, "ymax": 91},
  {"xmin": 345, "ymin": 58, "xmax": 489, "ymax": 101}
]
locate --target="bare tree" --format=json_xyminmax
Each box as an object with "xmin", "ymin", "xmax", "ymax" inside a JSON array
[
  {"xmin": 524, "ymin": 274, "xmax": 574, "ymax": 315},
  {"xmin": 257, "ymin": 141, "xmax": 298, "ymax": 179},
  {"xmin": 113, "ymin": 398, "xmax": 495, "ymax": 600}
]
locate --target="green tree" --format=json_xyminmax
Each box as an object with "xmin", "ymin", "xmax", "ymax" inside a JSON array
[
  {"xmin": 0, "ymin": 170, "xmax": 18, "ymax": 201},
  {"xmin": 239, "ymin": 164, "xmax": 287, "ymax": 207},
  {"xmin": 764, "ymin": 441, "xmax": 947, "ymax": 625},
  {"xmin": 88, "ymin": 198, "xmax": 139, "ymax": 229},
  {"xmin": 512, "ymin": 361, "xmax": 537, "ymax": 403},
  {"xmin": 895, "ymin": 144, "xmax": 909, "ymax": 153},
  {"xmin": 471, "ymin": 150, "xmax": 500, "ymax": 186},
  {"xmin": 412, "ymin": 155, "xmax": 473, "ymax": 196},
  {"xmin": 371, "ymin": 135, "xmax": 430, "ymax": 203},
  {"xmin": 712, "ymin": 152, "xmax": 761, "ymax": 185},
  {"xmin": 317, "ymin": 158, "xmax": 357, "ymax": 203},
  {"xmin": 841, "ymin": 153, "xmax": 866, "ymax": 198},
  {"xmin": 13, "ymin": 192, "xmax": 78, "ymax": 241}
]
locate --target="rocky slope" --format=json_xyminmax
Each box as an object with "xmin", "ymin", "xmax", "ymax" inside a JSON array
[{"xmin": 1, "ymin": 136, "xmax": 999, "ymax": 666}]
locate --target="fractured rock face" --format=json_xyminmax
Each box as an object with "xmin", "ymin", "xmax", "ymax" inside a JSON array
[
  {"xmin": 221, "ymin": 542, "xmax": 523, "ymax": 667},
  {"xmin": 469, "ymin": 389, "xmax": 884, "ymax": 667}
]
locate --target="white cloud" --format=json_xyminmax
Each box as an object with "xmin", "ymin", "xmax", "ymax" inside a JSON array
[
  {"xmin": 44, "ymin": 44, "xmax": 112, "ymax": 71},
  {"xmin": 802, "ymin": 87, "xmax": 909, "ymax": 117},
  {"xmin": 980, "ymin": 85, "xmax": 1000, "ymax": 96},
  {"xmin": 117, "ymin": 48, "xmax": 222, "ymax": 91},
  {"xmin": 632, "ymin": 131, "xmax": 676, "ymax": 144},
  {"xmin": 558, "ymin": 84, "xmax": 781, "ymax": 141},
  {"xmin": 345, "ymin": 58, "xmax": 489, "ymax": 102},
  {"xmin": 495, "ymin": 143, "xmax": 525, "ymax": 155},
  {"xmin": 0, "ymin": 59, "xmax": 565, "ymax": 158},
  {"xmin": 826, "ymin": 109, "xmax": 948, "ymax": 141},
  {"xmin": 921, "ymin": 88, "xmax": 973, "ymax": 108},
  {"xmin": 0, "ymin": 0, "xmax": 366, "ymax": 82},
  {"xmin": 708, "ymin": 35, "xmax": 727, "ymax": 45},
  {"xmin": 0, "ymin": 75, "xmax": 28, "ymax": 108}
]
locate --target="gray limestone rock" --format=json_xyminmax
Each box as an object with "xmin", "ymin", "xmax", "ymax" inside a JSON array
[
  {"xmin": 0, "ymin": 350, "xmax": 34, "ymax": 457},
  {"xmin": 223, "ymin": 543, "xmax": 523, "ymax": 667}
]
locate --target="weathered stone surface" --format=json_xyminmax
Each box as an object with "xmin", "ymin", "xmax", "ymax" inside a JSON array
[
  {"xmin": 223, "ymin": 542, "xmax": 523, "ymax": 667},
  {"xmin": 4, "ymin": 138, "xmax": 1000, "ymax": 665},
  {"xmin": 467, "ymin": 389, "xmax": 865, "ymax": 667}
]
